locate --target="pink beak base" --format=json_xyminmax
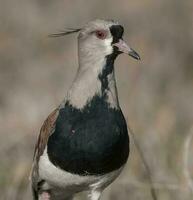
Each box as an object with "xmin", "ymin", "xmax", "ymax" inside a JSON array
[{"xmin": 113, "ymin": 39, "xmax": 140, "ymax": 60}]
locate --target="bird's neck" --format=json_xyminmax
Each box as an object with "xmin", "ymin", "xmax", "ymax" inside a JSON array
[{"xmin": 65, "ymin": 55, "xmax": 119, "ymax": 109}]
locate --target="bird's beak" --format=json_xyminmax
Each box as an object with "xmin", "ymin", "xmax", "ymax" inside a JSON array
[{"xmin": 113, "ymin": 39, "xmax": 140, "ymax": 60}]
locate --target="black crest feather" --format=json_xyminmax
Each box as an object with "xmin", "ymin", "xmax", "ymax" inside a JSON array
[{"xmin": 49, "ymin": 28, "xmax": 81, "ymax": 37}]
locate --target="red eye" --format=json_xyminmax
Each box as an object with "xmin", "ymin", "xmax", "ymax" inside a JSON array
[{"xmin": 95, "ymin": 30, "xmax": 107, "ymax": 39}]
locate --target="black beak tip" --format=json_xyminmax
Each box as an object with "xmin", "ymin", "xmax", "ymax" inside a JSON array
[
  {"xmin": 136, "ymin": 55, "xmax": 141, "ymax": 60},
  {"xmin": 129, "ymin": 49, "xmax": 141, "ymax": 61},
  {"xmin": 133, "ymin": 54, "xmax": 141, "ymax": 60}
]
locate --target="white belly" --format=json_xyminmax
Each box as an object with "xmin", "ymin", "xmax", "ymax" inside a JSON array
[{"xmin": 39, "ymin": 147, "xmax": 123, "ymax": 193}]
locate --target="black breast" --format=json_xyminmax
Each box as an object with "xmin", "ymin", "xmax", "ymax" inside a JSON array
[{"xmin": 47, "ymin": 95, "xmax": 129, "ymax": 176}]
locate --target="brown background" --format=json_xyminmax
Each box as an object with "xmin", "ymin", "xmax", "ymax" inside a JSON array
[{"xmin": 0, "ymin": 0, "xmax": 193, "ymax": 199}]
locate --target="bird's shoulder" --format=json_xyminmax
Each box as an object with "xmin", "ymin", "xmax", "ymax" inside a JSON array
[{"xmin": 33, "ymin": 108, "xmax": 59, "ymax": 162}]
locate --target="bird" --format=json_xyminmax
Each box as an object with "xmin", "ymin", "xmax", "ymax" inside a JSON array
[{"xmin": 31, "ymin": 19, "xmax": 140, "ymax": 200}]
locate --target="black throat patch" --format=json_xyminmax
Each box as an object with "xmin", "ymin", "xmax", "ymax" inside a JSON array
[
  {"xmin": 98, "ymin": 25, "xmax": 124, "ymax": 95},
  {"xmin": 98, "ymin": 54, "xmax": 116, "ymax": 94}
]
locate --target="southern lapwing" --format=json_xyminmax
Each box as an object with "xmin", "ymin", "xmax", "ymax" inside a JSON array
[{"xmin": 31, "ymin": 19, "xmax": 140, "ymax": 200}]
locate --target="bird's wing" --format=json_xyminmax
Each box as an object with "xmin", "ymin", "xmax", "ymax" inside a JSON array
[
  {"xmin": 33, "ymin": 108, "xmax": 59, "ymax": 162},
  {"xmin": 30, "ymin": 108, "xmax": 59, "ymax": 192}
]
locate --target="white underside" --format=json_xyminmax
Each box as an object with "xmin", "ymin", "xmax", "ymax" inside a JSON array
[{"xmin": 38, "ymin": 147, "xmax": 123, "ymax": 198}]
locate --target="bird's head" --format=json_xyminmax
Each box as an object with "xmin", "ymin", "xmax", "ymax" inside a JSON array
[
  {"xmin": 78, "ymin": 19, "xmax": 140, "ymax": 62},
  {"xmin": 50, "ymin": 19, "xmax": 140, "ymax": 65}
]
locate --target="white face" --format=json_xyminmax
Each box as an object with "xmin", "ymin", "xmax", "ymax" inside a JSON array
[
  {"xmin": 78, "ymin": 20, "xmax": 118, "ymax": 60},
  {"xmin": 78, "ymin": 29, "xmax": 113, "ymax": 58}
]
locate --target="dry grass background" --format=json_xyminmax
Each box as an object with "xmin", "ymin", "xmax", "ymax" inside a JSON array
[{"xmin": 0, "ymin": 0, "xmax": 193, "ymax": 199}]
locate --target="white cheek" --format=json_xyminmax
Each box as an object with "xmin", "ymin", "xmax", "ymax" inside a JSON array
[{"xmin": 104, "ymin": 37, "xmax": 113, "ymax": 55}]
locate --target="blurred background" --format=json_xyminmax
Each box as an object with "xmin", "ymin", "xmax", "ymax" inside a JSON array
[{"xmin": 0, "ymin": 0, "xmax": 193, "ymax": 199}]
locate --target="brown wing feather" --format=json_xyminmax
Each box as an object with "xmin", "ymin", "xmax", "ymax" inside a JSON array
[
  {"xmin": 31, "ymin": 108, "xmax": 59, "ymax": 192},
  {"xmin": 33, "ymin": 108, "xmax": 59, "ymax": 161}
]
